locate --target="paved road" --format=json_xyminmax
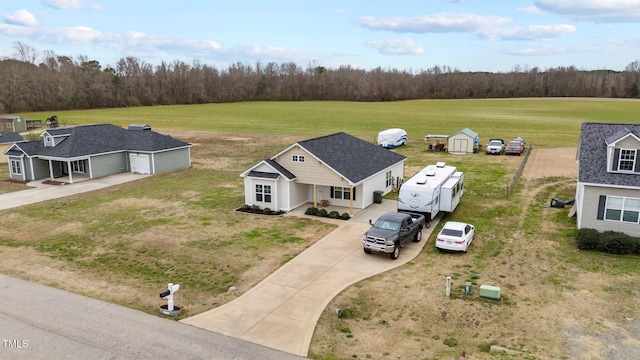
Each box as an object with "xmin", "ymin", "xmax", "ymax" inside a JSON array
[{"xmin": 0, "ymin": 274, "xmax": 304, "ymax": 360}]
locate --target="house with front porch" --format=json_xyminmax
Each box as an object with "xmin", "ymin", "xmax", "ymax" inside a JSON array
[
  {"xmin": 575, "ymin": 122, "xmax": 640, "ymax": 237},
  {"xmin": 240, "ymin": 132, "xmax": 406, "ymax": 215},
  {"xmin": 4, "ymin": 124, "xmax": 191, "ymax": 183}
]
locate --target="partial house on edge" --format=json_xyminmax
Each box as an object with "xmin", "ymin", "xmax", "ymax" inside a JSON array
[
  {"xmin": 575, "ymin": 122, "xmax": 640, "ymax": 237},
  {"xmin": 3, "ymin": 124, "xmax": 191, "ymax": 183},
  {"xmin": 240, "ymin": 132, "xmax": 406, "ymax": 215}
]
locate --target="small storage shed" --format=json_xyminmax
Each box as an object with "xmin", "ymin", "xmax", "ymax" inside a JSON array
[
  {"xmin": 448, "ymin": 128, "xmax": 479, "ymax": 154},
  {"xmin": 0, "ymin": 116, "xmax": 27, "ymax": 133}
]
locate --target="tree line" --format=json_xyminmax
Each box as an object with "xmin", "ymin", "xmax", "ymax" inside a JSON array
[{"xmin": 1, "ymin": 43, "xmax": 639, "ymax": 113}]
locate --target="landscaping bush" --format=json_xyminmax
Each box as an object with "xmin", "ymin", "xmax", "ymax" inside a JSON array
[
  {"xmin": 251, "ymin": 205, "xmax": 260, "ymax": 211},
  {"xmin": 341, "ymin": 212, "xmax": 351, "ymax": 220},
  {"xmin": 576, "ymin": 228, "xmax": 638, "ymax": 255},
  {"xmin": 263, "ymin": 208, "xmax": 272, "ymax": 215},
  {"xmin": 601, "ymin": 231, "xmax": 634, "ymax": 254},
  {"xmin": 317, "ymin": 208, "xmax": 328, "ymax": 217},
  {"xmin": 328, "ymin": 210, "xmax": 340, "ymax": 219},
  {"xmin": 305, "ymin": 207, "xmax": 318, "ymax": 215},
  {"xmin": 240, "ymin": 204, "xmax": 251, "ymax": 210},
  {"xmin": 576, "ymin": 228, "xmax": 600, "ymax": 251}
]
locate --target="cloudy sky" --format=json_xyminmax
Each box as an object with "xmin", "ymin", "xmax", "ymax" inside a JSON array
[{"xmin": 1, "ymin": 0, "xmax": 639, "ymax": 72}]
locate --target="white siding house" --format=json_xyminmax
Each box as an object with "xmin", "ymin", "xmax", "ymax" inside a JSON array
[
  {"xmin": 241, "ymin": 132, "xmax": 406, "ymax": 215},
  {"xmin": 575, "ymin": 122, "xmax": 640, "ymax": 237}
]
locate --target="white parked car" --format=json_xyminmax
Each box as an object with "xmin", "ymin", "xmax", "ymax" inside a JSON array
[
  {"xmin": 436, "ymin": 221, "xmax": 475, "ymax": 252},
  {"xmin": 486, "ymin": 139, "xmax": 505, "ymax": 155}
]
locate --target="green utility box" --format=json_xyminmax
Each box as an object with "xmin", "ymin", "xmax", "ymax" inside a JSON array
[
  {"xmin": 480, "ymin": 285, "xmax": 501, "ymax": 300},
  {"xmin": 373, "ymin": 191, "xmax": 383, "ymax": 204}
]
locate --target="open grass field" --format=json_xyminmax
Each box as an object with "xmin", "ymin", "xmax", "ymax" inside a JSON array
[{"xmin": 1, "ymin": 98, "xmax": 639, "ymax": 359}]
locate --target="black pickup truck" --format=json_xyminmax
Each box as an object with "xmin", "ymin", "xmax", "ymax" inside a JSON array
[{"xmin": 363, "ymin": 212, "xmax": 426, "ymax": 260}]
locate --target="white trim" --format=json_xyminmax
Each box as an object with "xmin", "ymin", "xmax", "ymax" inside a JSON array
[{"xmin": 577, "ymin": 181, "xmax": 640, "ymax": 191}]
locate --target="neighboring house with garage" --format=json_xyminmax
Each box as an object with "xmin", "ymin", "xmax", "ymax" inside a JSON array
[
  {"xmin": 3, "ymin": 124, "xmax": 191, "ymax": 183},
  {"xmin": 448, "ymin": 128, "xmax": 480, "ymax": 154},
  {"xmin": 575, "ymin": 122, "xmax": 640, "ymax": 237},
  {"xmin": 240, "ymin": 132, "xmax": 406, "ymax": 215}
]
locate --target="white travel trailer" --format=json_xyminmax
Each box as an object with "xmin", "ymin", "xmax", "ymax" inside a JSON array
[{"xmin": 397, "ymin": 162, "xmax": 464, "ymax": 226}]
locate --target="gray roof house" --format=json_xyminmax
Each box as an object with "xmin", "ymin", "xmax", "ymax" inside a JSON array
[
  {"xmin": 240, "ymin": 132, "xmax": 406, "ymax": 214},
  {"xmin": 4, "ymin": 124, "xmax": 191, "ymax": 183},
  {"xmin": 575, "ymin": 122, "xmax": 640, "ymax": 237},
  {"xmin": 0, "ymin": 132, "xmax": 24, "ymax": 145}
]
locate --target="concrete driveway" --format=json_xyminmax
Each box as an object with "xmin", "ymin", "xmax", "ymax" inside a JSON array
[
  {"xmin": 181, "ymin": 200, "xmax": 440, "ymax": 357},
  {"xmin": 0, "ymin": 173, "xmax": 148, "ymax": 210}
]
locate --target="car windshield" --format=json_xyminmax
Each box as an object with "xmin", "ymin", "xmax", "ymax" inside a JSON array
[
  {"xmin": 441, "ymin": 228, "xmax": 463, "ymax": 237},
  {"xmin": 508, "ymin": 142, "xmax": 519, "ymax": 146},
  {"xmin": 374, "ymin": 220, "xmax": 399, "ymax": 231},
  {"xmin": 489, "ymin": 141, "xmax": 502, "ymax": 146}
]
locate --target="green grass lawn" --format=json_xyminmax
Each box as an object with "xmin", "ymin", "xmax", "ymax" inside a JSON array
[
  {"xmin": 2, "ymin": 99, "xmax": 639, "ymax": 359},
  {"xmin": 21, "ymin": 98, "xmax": 640, "ymax": 148}
]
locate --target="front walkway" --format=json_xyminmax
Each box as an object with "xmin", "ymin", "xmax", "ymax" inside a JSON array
[
  {"xmin": 0, "ymin": 173, "xmax": 148, "ymax": 210},
  {"xmin": 181, "ymin": 200, "xmax": 441, "ymax": 357}
]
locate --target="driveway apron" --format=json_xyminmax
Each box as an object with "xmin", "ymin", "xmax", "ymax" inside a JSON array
[{"xmin": 181, "ymin": 200, "xmax": 440, "ymax": 357}]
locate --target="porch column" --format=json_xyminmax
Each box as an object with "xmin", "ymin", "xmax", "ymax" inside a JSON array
[
  {"xmin": 313, "ymin": 184, "xmax": 317, "ymax": 207},
  {"xmin": 349, "ymin": 187, "xmax": 354, "ymax": 215},
  {"xmin": 48, "ymin": 159, "xmax": 54, "ymax": 180},
  {"xmin": 67, "ymin": 161, "xmax": 73, "ymax": 184}
]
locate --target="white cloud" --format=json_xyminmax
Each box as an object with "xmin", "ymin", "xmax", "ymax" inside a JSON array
[
  {"xmin": 358, "ymin": 13, "xmax": 510, "ymax": 33},
  {"xmin": 365, "ymin": 38, "xmax": 425, "ymax": 55},
  {"xmin": 4, "ymin": 9, "xmax": 38, "ymax": 26},
  {"xmin": 535, "ymin": 0, "xmax": 640, "ymax": 22},
  {"xmin": 518, "ymin": 6, "xmax": 542, "ymax": 14},
  {"xmin": 480, "ymin": 24, "xmax": 576, "ymax": 41},
  {"xmin": 44, "ymin": 0, "xmax": 103, "ymax": 10}
]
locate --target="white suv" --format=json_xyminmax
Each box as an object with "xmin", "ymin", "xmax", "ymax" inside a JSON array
[{"xmin": 486, "ymin": 139, "xmax": 505, "ymax": 155}]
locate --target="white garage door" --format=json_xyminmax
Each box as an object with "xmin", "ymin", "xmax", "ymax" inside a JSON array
[{"xmin": 130, "ymin": 154, "xmax": 150, "ymax": 174}]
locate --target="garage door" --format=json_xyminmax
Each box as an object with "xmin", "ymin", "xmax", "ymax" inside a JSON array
[{"xmin": 130, "ymin": 154, "xmax": 150, "ymax": 174}]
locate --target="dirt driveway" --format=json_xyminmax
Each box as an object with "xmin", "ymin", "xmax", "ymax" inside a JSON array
[{"xmin": 522, "ymin": 147, "xmax": 578, "ymax": 180}]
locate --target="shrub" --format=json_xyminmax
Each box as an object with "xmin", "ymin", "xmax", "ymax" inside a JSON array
[
  {"xmin": 328, "ymin": 210, "xmax": 340, "ymax": 219},
  {"xmin": 317, "ymin": 208, "xmax": 328, "ymax": 217},
  {"xmin": 341, "ymin": 212, "xmax": 351, "ymax": 220},
  {"xmin": 601, "ymin": 231, "xmax": 633, "ymax": 254},
  {"xmin": 576, "ymin": 228, "xmax": 638, "ymax": 255},
  {"xmin": 240, "ymin": 204, "xmax": 251, "ymax": 210},
  {"xmin": 263, "ymin": 208, "xmax": 271, "ymax": 215},
  {"xmin": 576, "ymin": 228, "xmax": 600, "ymax": 250},
  {"xmin": 305, "ymin": 207, "xmax": 318, "ymax": 215},
  {"xmin": 251, "ymin": 205, "xmax": 260, "ymax": 211}
]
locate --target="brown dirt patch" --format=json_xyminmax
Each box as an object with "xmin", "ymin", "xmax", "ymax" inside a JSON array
[{"xmin": 522, "ymin": 147, "xmax": 578, "ymax": 180}]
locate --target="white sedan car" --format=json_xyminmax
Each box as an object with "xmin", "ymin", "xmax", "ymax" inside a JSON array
[{"xmin": 436, "ymin": 221, "xmax": 475, "ymax": 252}]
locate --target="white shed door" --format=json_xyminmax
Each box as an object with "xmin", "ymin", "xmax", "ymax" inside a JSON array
[
  {"xmin": 130, "ymin": 154, "xmax": 150, "ymax": 174},
  {"xmin": 454, "ymin": 138, "xmax": 468, "ymax": 152}
]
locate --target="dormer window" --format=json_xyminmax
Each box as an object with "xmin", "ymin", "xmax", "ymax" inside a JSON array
[
  {"xmin": 45, "ymin": 136, "xmax": 53, "ymax": 145},
  {"xmin": 292, "ymin": 154, "xmax": 305, "ymax": 163},
  {"xmin": 618, "ymin": 149, "xmax": 636, "ymax": 172}
]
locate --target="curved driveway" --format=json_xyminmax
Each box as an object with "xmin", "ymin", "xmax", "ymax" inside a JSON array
[
  {"xmin": 181, "ymin": 200, "xmax": 440, "ymax": 357},
  {"xmin": 1, "ymin": 176, "xmax": 439, "ymax": 358}
]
